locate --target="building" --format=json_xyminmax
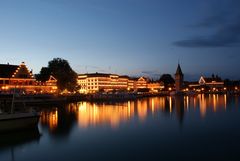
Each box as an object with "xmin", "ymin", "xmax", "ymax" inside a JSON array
[
  {"xmin": 135, "ymin": 77, "xmax": 148, "ymax": 89},
  {"xmin": 78, "ymin": 73, "xmax": 129, "ymax": 93},
  {"xmin": 199, "ymin": 76, "xmax": 224, "ymax": 88},
  {"xmin": 189, "ymin": 76, "xmax": 224, "ymax": 91},
  {"xmin": 78, "ymin": 73, "xmax": 164, "ymax": 94},
  {"xmin": 0, "ymin": 62, "xmax": 57, "ymax": 94},
  {"xmin": 175, "ymin": 64, "xmax": 184, "ymax": 92},
  {"xmin": 224, "ymin": 80, "xmax": 240, "ymax": 91},
  {"xmin": 147, "ymin": 82, "xmax": 164, "ymax": 92},
  {"xmin": 127, "ymin": 79, "xmax": 135, "ymax": 90},
  {"xmin": 35, "ymin": 75, "xmax": 58, "ymax": 93}
]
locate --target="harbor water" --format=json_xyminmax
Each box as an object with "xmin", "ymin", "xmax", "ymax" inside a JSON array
[{"xmin": 1, "ymin": 94, "xmax": 240, "ymax": 161}]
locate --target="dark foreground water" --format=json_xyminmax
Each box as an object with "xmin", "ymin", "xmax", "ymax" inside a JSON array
[{"xmin": 1, "ymin": 94, "xmax": 240, "ymax": 161}]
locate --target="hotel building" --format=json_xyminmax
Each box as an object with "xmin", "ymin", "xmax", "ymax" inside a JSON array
[
  {"xmin": 78, "ymin": 73, "xmax": 163, "ymax": 93},
  {"xmin": 78, "ymin": 73, "xmax": 129, "ymax": 93}
]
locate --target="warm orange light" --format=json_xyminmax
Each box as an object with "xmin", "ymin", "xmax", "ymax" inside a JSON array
[
  {"xmin": 52, "ymin": 86, "xmax": 57, "ymax": 90},
  {"xmin": 40, "ymin": 109, "xmax": 58, "ymax": 131}
]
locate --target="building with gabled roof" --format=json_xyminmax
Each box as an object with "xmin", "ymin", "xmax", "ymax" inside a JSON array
[
  {"xmin": 198, "ymin": 76, "xmax": 224, "ymax": 88},
  {"xmin": 0, "ymin": 62, "xmax": 57, "ymax": 94},
  {"xmin": 188, "ymin": 75, "xmax": 224, "ymax": 92}
]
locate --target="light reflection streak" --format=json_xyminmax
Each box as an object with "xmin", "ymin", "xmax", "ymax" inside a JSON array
[
  {"xmin": 40, "ymin": 108, "xmax": 58, "ymax": 131},
  {"xmin": 224, "ymin": 94, "xmax": 227, "ymax": 110},
  {"xmin": 199, "ymin": 94, "xmax": 206, "ymax": 117},
  {"xmin": 169, "ymin": 97, "xmax": 172, "ymax": 113}
]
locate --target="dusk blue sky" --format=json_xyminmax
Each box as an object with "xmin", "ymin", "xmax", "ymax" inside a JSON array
[{"xmin": 0, "ymin": 0, "xmax": 240, "ymax": 80}]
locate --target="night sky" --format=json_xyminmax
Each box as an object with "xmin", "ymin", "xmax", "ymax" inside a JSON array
[{"xmin": 0, "ymin": 0, "xmax": 240, "ymax": 80}]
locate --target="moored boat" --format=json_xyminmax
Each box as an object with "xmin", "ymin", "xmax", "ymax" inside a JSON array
[
  {"xmin": 0, "ymin": 111, "xmax": 40, "ymax": 132},
  {"xmin": 0, "ymin": 90, "xmax": 40, "ymax": 132}
]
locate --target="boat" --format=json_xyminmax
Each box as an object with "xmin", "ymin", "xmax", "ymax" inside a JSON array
[
  {"xmin": 0, "ymin": 111, "xmax": 40, "ymax": 132},
  {"xmin": 0, "ymin": 90, "xmax": 40, "ymax": 132}
]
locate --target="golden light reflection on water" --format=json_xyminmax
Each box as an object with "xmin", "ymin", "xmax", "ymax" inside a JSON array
[
  {"xmin": 169, "ymin": 97, "xmax": 173, "ymax": 113},
  {"xmin": 66, "ymin": 98, "xmax": 168, "ymax": 128},
  {"xmin": 40, "ymin": 108, "xmax": 58, "ymax": 131},
  {"xmin": 197, "ymin": 94, "xmax": 227, "ymax": 118},
  {"xmin": 76, "ymin": 102, "xmax": 133, "ymax": 128},
  {"xmin": 39, "ymin": 94, "xmax": 231, "ymax": 129}
]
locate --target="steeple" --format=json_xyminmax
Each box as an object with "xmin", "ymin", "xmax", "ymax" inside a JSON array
[{"xmin": 175, "ymin": 64, "xmax": 183, "ymax": 76}]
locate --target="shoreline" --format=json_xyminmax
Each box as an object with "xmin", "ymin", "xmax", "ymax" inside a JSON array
[{"xmin": 0, "ymin": 92, "xmax": 240, "ymax": 107}]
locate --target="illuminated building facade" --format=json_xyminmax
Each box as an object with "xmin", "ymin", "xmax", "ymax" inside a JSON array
[
  {"xmin": 78, "ymin": 73, "xmax": 129, "ymax": 93},
  {"xmin": 198, "ymin": 76, "xmax": 224, "ymax": 88},
  {"xmin": 127, "ymin": 79, "xmax": 135, "ymax": 90},
  {"xmin": 189, "ymin": 76, "xmax": 224, "ymax": 91},
  {"xmin": 147, "ymin": 82, "xmax": 164, "ymax": 92},
  {"xmin": 35, "ymin": 75, "xmax": 58, "ymax": 93},
  {"xmin": 0, "ymin": 62, "xmax": 57, "ymax": 94},
  {"xmin": 135, "ymin": 77, "xmax": 148, "ymax": 89},
  {"xmin": 78, "ymin": 73, "xmax": 163, "ymax": 93}
]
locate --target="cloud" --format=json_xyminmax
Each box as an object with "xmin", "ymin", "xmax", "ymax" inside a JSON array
[
  {"xmin": 174, "ymin": 22, "xmax": 240, "ymax": 48},
  {"xmin": 190, "ymin": 14, "xmax": 226, "ymax": 28},
  {"xmin": 174, "ymin": 0, "xmax": 240, "ymax": 48},
  {"xmin": 174, "ymin": 21, "xmax": 240, "ymax": 48}
]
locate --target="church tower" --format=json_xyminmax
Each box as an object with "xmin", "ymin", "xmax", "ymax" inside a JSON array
[{"xmin": 175, "ymin": 64, "xmax": 184, "ymax": 92}]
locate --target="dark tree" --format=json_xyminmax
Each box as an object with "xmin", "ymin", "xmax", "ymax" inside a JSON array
[
  {"xmin": 159, "ymin": 74, "xmax": 175, "ymax": 85},
  {"xmin": 37, "ymin": 58, "xmax": 79, "ymax": 92},
  {"xmin": 49, "ymin": 58, "xmax": 78, "ymax": 92},
  {"xmin": 35, "ymin": 67, "xmax": 51, "ymax": 82}
]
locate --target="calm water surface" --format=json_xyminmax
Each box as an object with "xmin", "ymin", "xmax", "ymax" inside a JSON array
[{"xmin": 1, "ymin": 94, "xmax": 240, "ymax": 161}]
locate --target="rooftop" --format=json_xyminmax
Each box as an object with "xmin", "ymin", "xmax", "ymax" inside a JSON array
[
  {"xmin": 175, "ymin": 64, "xmax": 183, "ymax": 76},
  {"xmin": 0, "ymin": 64, "xmax": 19, "ymax": 78}
]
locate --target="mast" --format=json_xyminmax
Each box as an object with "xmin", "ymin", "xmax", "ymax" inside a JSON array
[{"xmin": 11, "ymin": 87, "xmax": 16, "ymax": 114}]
